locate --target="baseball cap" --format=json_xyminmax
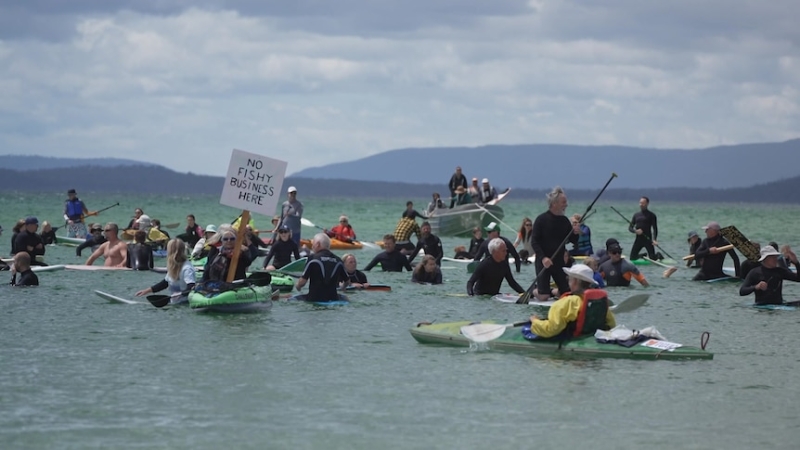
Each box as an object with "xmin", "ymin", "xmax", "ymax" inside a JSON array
[
  {"xmin": 605, "ymin": 238, "xmax": 620, "ymax": 249},
  {"xmin": 607, "ymin": 244, "xmax": 623, "ymax": 254},
  {"xmin": 687, "ymin": 230, "xmax": 699, "ymax": 241},
  {"xmin": 702, "ymin": 221, "xmax": 721, "ymax": 231},
  {"xmin": 287, "ymin": 186, "xmax": 297, "ymax": 193},
  {"xmin": 482, "ymin": 178, "xmax": 489, "ymax": 184},
  {"xmin": 484, "ymin": 222, "xmax": 500, "ymax": 233},
  {"xmin": 25, "ymin": 216, "xmax": 39, "ymax": 225},
  {"xmin": 278, "ymin": 225, "xmax": 290, "ymax": 232}
]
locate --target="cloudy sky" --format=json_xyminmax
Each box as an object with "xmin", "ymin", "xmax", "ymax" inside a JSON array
[{"xmin": 1, "ymin": 0, "xmax": 798, "ymax": 176}]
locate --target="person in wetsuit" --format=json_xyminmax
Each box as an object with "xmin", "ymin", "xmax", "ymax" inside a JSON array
[
  {"xmin": 692, "ymin": 221, "xmax": 740, "ymax": 281},
  {"xmin": 531, "ymin": 186, "xmax": 579, "ymax": 300},
  {"xmin": 10, "ymin": 252, "xmax": 39, "ymax": 286},
  {"xmin": 341, "ymin": 253, "xmax": 369, "ymax": 288},
  {"xmin": 598, "ymin": 244, "xmax": 650, "ymax": 287},
  {"xmin": 412, "ymin": 255, "xmax": 443, "ymax": 284},
  {"xmin": 739, "ymin": 246, "xmax": 800, "ymax": 305},
  {"xmin": 39, "ymin": 221, "xmax": 57, "ymax": 245},
  {"xmin": 262, "ymin": 225, "xmax": 301, "ymax": 270},
  {"xmin": 364, "ymin": 234, "xmax": 413, "ymax": 272},
  {"xmin": 628, "ymin": 196, "xmax": 660, "ymax": 260},
  {"xmin": 407, "ymin": 221, "xmax": 443, "ymax": 266},
  {"xmin": 687, "ymin": 230, "xmax": 703, "ymax": 268},
  {"xmin": 473, "ymin": 223, "xmax": 521, "ymax": 272},
  {"xmin": 295, "ymin": 233, "xmax": 348, "ymax": 302},
  {"xmin": 466, "ymin": 238, "xmax": 525, "ymax": 296},
  {"xmin": 126, "ymin": 230, "xmax": 154, "ymax": 270},
  {"xmin": 13, "ymin": 217, "xmax": 45, "ymax": 266}
]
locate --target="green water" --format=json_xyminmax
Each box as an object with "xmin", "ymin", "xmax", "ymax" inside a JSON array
[{"xmin": 2, "ymin": 193, "xmax": 800, "ymax": 449}]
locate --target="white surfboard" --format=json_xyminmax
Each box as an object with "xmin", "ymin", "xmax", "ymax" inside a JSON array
[
  {"xmin": 32, "ymin": 265, "xmax": 66, "ymax": 273},
  {"xmin": 94, "ymin": 290, "xmax": 143, "ymax": 305}
]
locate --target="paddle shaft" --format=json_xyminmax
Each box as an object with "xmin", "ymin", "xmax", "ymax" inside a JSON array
[
  {"xmin": 226, "ymin": 210, "xmax": 250, "ymax": 283},
  {"xmin": 683, "ymin": 244, "xmax": 734, "ymax": 261},
  {"xmin": 519, "ymin": 173, "xmax": 617, "ymax": 303},
  {"xmin": 609, "ymin": 205, "xmax": 676, "ymax": 260},
  {"xmin": 93, "ymin": 202, "xmax": 120, "ymax": 215}
]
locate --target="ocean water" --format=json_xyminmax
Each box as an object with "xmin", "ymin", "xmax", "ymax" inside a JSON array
[{"xmin": 2, "ymin": 192, "xmax": 800, "ymax": 449}]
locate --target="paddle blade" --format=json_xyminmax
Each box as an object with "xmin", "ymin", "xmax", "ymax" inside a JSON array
[
  {"xmin": 609, "ymin": 294, "xmax": 649, "ymax": 314},
  {"xmin": 516, "ymin": 290, "xmax": 532, "ymax": 304},
  {"xmin": 460, "ymin": 323, "xmax": 510, "ymax": 343},
  {"xmin": 663, "ymin": 266, "xmax": 678, "ymax": 278},
  {"xmin": 300, "ymin": 218, "xmax": 317, "ymax": 228},
  {"xmin": 147, "ymin": 295, "xmax": 171, "ymax": 308},
  {"xmin": 359, "ymin": 241, "xmax": 381, "ymax": 250}
]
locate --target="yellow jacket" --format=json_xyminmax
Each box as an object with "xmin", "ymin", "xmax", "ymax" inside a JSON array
[{"xmin": 531, "ymin": 294, "xmax": 616, "ymax": 338}]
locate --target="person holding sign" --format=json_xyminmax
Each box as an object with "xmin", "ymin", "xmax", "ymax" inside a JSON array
[
  {"xmin": 201, "ymin": 227, "xmax": 251, "ymax": 282},
  {"xmin": 281, "ymin": 186, "xmax": 303, "ymax": 246},
  {"xmin": 692, "ymin": 221, "xmax": 740, "ymax": 281},
  {"xmin": 739, "ymin": 246, "xmax": 800, "ymax": 305}
]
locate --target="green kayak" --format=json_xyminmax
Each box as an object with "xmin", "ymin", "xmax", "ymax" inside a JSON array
[
  {"xmin": 188, "ymin": 285, "xmax": 273, "ymax": 313},
  {"xmin": 270, "ymin": 274, "xmax": 295, "ymax": 292},
  {"xmin": 410, "ymin": 320, "xmax": 713, "ymax": 360}
]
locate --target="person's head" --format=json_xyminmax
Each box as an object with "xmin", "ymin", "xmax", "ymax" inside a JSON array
[
  {"xmin": 472, "ymin": 227, "xmax": 483, "ymax": 239},
  {"xmin": 484, "ymin": 222, "xmax": 500, "ymax": 237},
  {"xmin": 420, "ymin": 221, "xmax": 431, "ymax": 236},
  {"xmin": 287, "ymin": 186, "xmax": 298, "ymax": 198},
  {"xmin": 13, "ymin": 252, "xmax": 31, "ymax": 272},
  {"xmin": 24, "ymin": 216, "xmax": 39, "ymax": 232},
  {"xmin": 759, "ymin": 245, "xmax": 781, "ymax": 269},
  {"xmin": 639, "ymin": 196, "xmax": 650, "ymax": 211},
  {"xmin": 519, "ymin": 217, "xmax": 532, "ymax": 235},
  {"xmin": 608, "ymin": 244, "xmax": 623, "ymax": 261},
  {"xmin": 134, "ymin": 230, "xmax": 146, "ymax": 244},
  {"xmin": 432, "ymin": 192, "xmax": 440, "ymax": 200},
  {"xmin": 133, "ymin": 208, "xmax": 143, "ymax": 218},
  {"xmin": 454, "ymin": 245, "xmax": 466, "ymax": 254},
  {"xmin": 406, "ymin": 201, "xmax": 414, "ymax": 209},
  {"xmin": 702, "ymin": 221, "xmax": 721, "ymax": 238},
  {"xmin": 204, "ymin": 224, "xmax": 217, "ymax": 238},
  {"xmin": 563, "ymin": 264, "xmax": 596, "ymax": 294},
  {"xmin": 687, "ymin": 230, "xmax": 699, "ymax": 243},
  {"xmin": 605, "ymin": 238, "xmax": 620, "ymax": 250},
  {"xmin": 421, "ymin": 254, "xmax": 437, "ymax": 273},
  {"xmin": 41, "ymin": 221, "xmax": 52, "ymax": 232},
  {"xmin": 312, "ymin": 232, "xmax": 331, "ymax": 252},
  {"xmin": 219, "ymin": 229, "xmax": 237, "ymax": 250},
  {"xmin": 383, "ymin": 234, "xmax": 396, "ymax": 252},
  {"xmin": 769, "ymin": 241, "xmax": 779, "ymax": 253},
  {"xmin": 488, "ymin": 237, "xmax": 507, "ymax": 262},
  {"xmin": 103, "ymin": 222, "xmax": 119, "ymax": 238},
  {"xmin": 342, "ymin": 253, "xmax": 357, "ymax": 272},
  {"xmin": 186, "ymin": 214, "xmax": 196, "ymax": 225},
  {"xmin": 167, "ymin": 238, "xmax": 187, "ymax": 265},
  {"xmin": 339, "ymin": 215, "xmax": 349, "ymax": 227},
  {"xmin": 67, "ymin": 188, "xmax": 77, "ymax": 199},
  {"xmin": 546, "ymin": 186, "xmax": 568, "ymax": 215},
  {"xmin": 138, "ymin": 215, "xmax": 152, "ymax": 230},
  {"xmin": 277, "ymin": 225, "xmax": 291, "ymax": 241},
  {"xmin": 90, "ymin": 223, "xmax": 103, "ymax": 235},
  {"xmin": 482, "ymin": 178, "xmax": 489, "ymax": 186},
  {"xmin": 583, "ymin": 257, "xmax": 599, "ymax": 272},
  {"xmin": 571, "ymin": 214, "xmax": 582, "ymax": 228},
  {"xmin": 13, "ymin": 219, "xmax": 25, "ymax": 233},
  {"xmin": 151, "ymin": 218, "xmax": 161, "ymax": 228},
  {"xmin": 472, "ymin": 177, "xmax": 478, "ymax": 186},
  {"xmin": 455, "ymin": 166, "xmax": 462, "ymax": 175}
]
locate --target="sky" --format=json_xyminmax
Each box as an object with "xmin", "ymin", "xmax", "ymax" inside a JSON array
[{"xmin": 1, "ymin": 0, "xmax": 798, "ymax": 177}]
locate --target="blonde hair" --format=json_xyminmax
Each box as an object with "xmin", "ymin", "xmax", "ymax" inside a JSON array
[
  {"xmin": 206, "ymin": 224, "xmax": 235, "ymax": 246},
  {"xmin": 166, "ymin": 239, "xmax": 187, "ymax": 280},
  {"xmin": 583, "ymin": 258, "xmax": 598, "ymax": 271}
]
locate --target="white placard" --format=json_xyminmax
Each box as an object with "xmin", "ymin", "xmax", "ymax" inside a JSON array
[
  {"xmin": 640, "ymin": 339, "xmax": 683, "ymax": 352},
  {"xmin": 220, "ymin": 149, "xmax": 288, "ymax": 216}
]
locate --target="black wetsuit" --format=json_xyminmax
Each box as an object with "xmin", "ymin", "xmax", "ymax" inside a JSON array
[
  {"xmin": 127, "ymin": 243, "xmax": 154, "ymax": 270},
  {"xmin": 531, "ymin": 211, "xmax": 577, "ymax": 296},
  {"xmin": 693, "ymin": 235, "xmax": 740, "ymax": 280},
  {"xmin": 202, "ymin": 246, "xmax": 252, "ymax": 282},
  {"xmin": 364, "ymin": 249, "xmax": 412, "ymax": 272},
  {"xmin": 473, "ymin": 236, "xmax": 521, "ymax": 272},
  {"xmin": 76, "ymin": 235, "xmax": 106, "ymax": 257},
  {"xmin": 262, "ymin": 239, "xmax": 300, "ymax": 269},
  {"xmin": 739, "ymin": 265, "xmax": 800, "ymax": 305},
  {"xmin": 301, "ymin": 249, "xmax": 347, "ymax": 302},
  {"xmin": 40, "ymin": 230, "xmax": 56, "ymax": 245},
  {"xmin": 12, "ymin": 269, "xmax": 39, "ymax": 286},
  {"xmin": 408, "ymin": 234, "xmax": 444, "ymax": 265},
  {"xmin": 466, "ymin": 257, "xmax": 524, "ymax": 296},
  {"xmin": 345, "ymin": 270, "xmax": 368, "ymax": 284},
  {"xmin": 687, "ymin": 239, "xmax": 702, "ymax": 268},
  {"xmin": 13, "ymin": 230, "xmax": 45, "ymax": 265},
  {"xmin": 739, "ymin": 259, "xmax": 760, "ymax": 280},
  {"xmin": 628, "ymin": 209, "xmax": 658, "ymax": 260},
  {"xmin": 467, "ymin": 237, "xmax": 485, "ymax": 258}
]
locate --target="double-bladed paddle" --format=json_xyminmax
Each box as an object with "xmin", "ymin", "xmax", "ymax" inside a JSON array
[
  {"xmin": 517, "ymin": 173, "xmax": 617, "ymax": 304},
  {"xmin": 462, "ymin": 293, "xmax": 649, "ymax": 343}
]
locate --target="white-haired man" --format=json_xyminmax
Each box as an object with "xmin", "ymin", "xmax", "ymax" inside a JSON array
[{"xmin": 296, "ymin": 233, "xmax": 348, "ymax": 301}]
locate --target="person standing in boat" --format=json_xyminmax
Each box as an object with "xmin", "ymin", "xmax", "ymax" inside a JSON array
[
  {"xmin": 202, "ymin": 228, "xmax": 251, "ymax": 282},
  {"xmin": 10, "ymin": 252, "xmax": 38, "ymax": 287},
  {"xmin": 407, "ymin": 221, "xmax": 443, "ymax": 266},
  {"xmin": 325, "ymin": 215, "xmax": 357, "ymax": 243},
  {"xmin": 391, "ymin": 216, "xmax": 421, "ymax": 253},
  {"xmin": 364, "ymin": 235, "xmax": 413, "ymax": 272},
  {"xmin": 262, "ymin": 225, "xmax": 301, "ymax": 270},
  {"xmin": 468, "ymin": 177, "xmax": 480, "ymax": 200},
  {"xmin": 598, "ymin": 243, "xmax": 650, "ymax": 287},
  {"xmin": 569, "ymin": 213, "xmax": 594, "ymax": 256},
  {"xmin": 452, "ymin": 186, "xmax": 472, "ymax": 206},
  {"xmin": 628, "ymin": 196, "xmax": 660, "ymax": 261},
  {"xmin": 295, "ymin": 233, "xmax": 348, "ymax": 301},
  {"xmin": 341, "ymin": 253, "xmax": 369, "ymax": 288},
  {"xmin": 412, "ymin": 255, "xmax": 443, "ymax": 284},
  {"xmin": 13, "ymin": 217, "xmax": 46, "ymax": 266},
  {"xmin": 86, "ymin": 223, "xmax": 128, "ymax": 267},
  {"xmin": 280, "ymin": 186, "xmax": 304, "ymax": 246},
  {"xmin": 739, "ymin": 246, "xmax": 800, "ymax": 305},
  {"xmin": 64, "ymin": 189, "xmax": 93, "ymax": 238},
  {"xmin": 126, "ymin": 230, "xmax": 154, "ymax": 270},
  {"xmin": 135, "ymin": 239, "xmax": 196, "ymax": 303},
  {"xmin": 426, "ymin": 193, "xmax": 445, "ymax": 215},
  {"xmin": 531, "ymin": 186, "xmax": 579, "ymax": 301},
  {"xmin": 525, "ymin": 265, "xmax": 615, "ymax": 339},
  {"xmin": 466, "ymin": 238, "xmax": 525, "ymax": 296},
  {"xmin": 692, "ymin": 221, "xmax": 740, "ymax": 281},
  {"xmin": 447, "ymin": 166, "xmax": 468, "ymax": 208},
  {"xmin": 474, "ymin": 223, "xmax": 521, "ymax": 273},
  {"xmin": 686, "ymin": 230, "xmax": 702, "ymax": 268},
  {"xmin": 478, "ymin": 178, "xmax": 498, "ymax": 204}
]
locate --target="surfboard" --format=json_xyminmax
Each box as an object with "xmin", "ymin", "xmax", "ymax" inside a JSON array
[{"xmin": 94, "ymin": 290, "xmax": 144, "ymax": 305}]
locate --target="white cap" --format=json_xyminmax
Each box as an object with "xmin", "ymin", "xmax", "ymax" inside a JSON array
[
  {"xmin": 287, "ymin": 186, "xmax": 297, "ymax": 193},
  {"xmin": 482, "ymin": 178, "xmax": 489, "ymax": 184}
]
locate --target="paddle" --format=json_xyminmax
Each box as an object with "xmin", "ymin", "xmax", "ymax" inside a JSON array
[
  {"xmin": 300, "ymin": 217, "xmax": 380, "ymax": 250},
  {"xmin": 642, "ymin": 256, "xmax": 679, "ymax": 278},
  {"xmin": 609, "ymin": 205, "xmax": 679, "ymax": 277},
  {"xmin": 344, "ymin": 284, "xmax": 392, "ymax": 291},
  {"xmin": 462, "ymin": 293, "xmax": 649, "ymax": 343},
  {"xmin": 57, "ymin": 202, "xmax": 121, "ymax": 231},
  {"xmin": 517, "ymin": 173, "xmax": 617, "ymax": 304},
  {"xmin": 609, "ymin": 206, "xmax": 677, "ymax": 261},
  {"xmin": 147, "ymin": 294, "xmax": 171, "ymax": 308},
  {"xmin": 683, "ymin": 244, "xmax": 734, "ymax": 261}
]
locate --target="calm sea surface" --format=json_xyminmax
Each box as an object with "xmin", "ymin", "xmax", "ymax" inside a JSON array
[{"xmin": 2, "ymin": 192, "xmax": 800, "ymax": 449}]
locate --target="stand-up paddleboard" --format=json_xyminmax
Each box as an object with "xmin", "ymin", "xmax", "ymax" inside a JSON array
[
  {"xmin": 32, "ymin": 265, "xmax": 66, "ymax": 273},
  {"xmin": 94, "ymin": 290, "xmax": 144, "ymax": 305},
  {"xmin": 66, "ymin": 265, "xmax": 132, "ymax": 271}
]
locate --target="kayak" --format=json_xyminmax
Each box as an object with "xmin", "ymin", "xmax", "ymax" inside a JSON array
[
  {"xmin": 270, "ymin": 274, "xmax": 295, "ymax": 292},
  {"xmin": 300, "ymin": 238, "xmax": 362, "ymax": 250},
  {"xmin": 410, "ymin": 321, "xmax": 713, "ymax": 360},
  {"xmin": 188, "ymin": 285, "xmax": 273, "ymax": 313},
  {"xmin": 288, "ymin": 293, "xmax": 350, "ymax": 306}
]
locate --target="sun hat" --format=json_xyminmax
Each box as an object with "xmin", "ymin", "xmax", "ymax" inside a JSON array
[
  {"xmin": 563, "ymin": 264, "xmax": 597, "ymax": 285},
  {"xmin": 25, "ymin": 216, "xmax": 39, "ymax": 225},
  {"xmin": 687, "ymin": 230, "xmax": 699, "ymax": 241},
  {"xmin": 204, "ymin": 224, "xmax": 217, "ymax": 234},
  {"xmin": 482, "ymin": 178, "xmax": 489, "ymax": 184},
  {"xmin": 472, "ymin": 177, "xmax": 478, "ymax": 182},
  {"xmin": 484, "ymin": 222, "xmax": 500, "ymax": 233},
  {"xmin": 758, "ymin": 245, "xmax": 780, "ymax": 262},
  {"xmin": 702, "ymin": 221, "xmax": 721, "ymax": 231},
  {"xmin": 287, "ymin": 186, "xmax": 297, "ymax": 193}
]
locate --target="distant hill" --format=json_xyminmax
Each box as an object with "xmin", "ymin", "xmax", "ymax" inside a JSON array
[
  {"xmin": 0, "ymin": 155, "xmax": 157, "ymax": 170},
  {"xmin": 3, "ymin": 164, "xmax": 800, "ymax": 204},
  {"xmin": 292, "ymin": 139, "xmax": 800, "ymax": 190}
]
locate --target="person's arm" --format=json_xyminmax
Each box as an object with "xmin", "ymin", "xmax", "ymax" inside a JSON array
[
  {"xmin": 291, "ymin": 241, "xmax": 301, "ymax": 261},
  {"xmin": 262, "ymin": 245, "xmax": 276, "ymax": 268},
  {"xmin": 739, "ymin": 269, "xmax": 761, "ymax": 296},
  {"xmin": 433, "ymin": 237, "xmax": 444, "ymax": 264},
  {"xmin": 85, "ymin": 243, "xmax": 105, "ymax": 265},
  {"xmin": 628, "ymin": 214, "xmax": 637, "ymax": 234},
  {"xmin": 466, "ymin": 267, "xmax": 480, "ymax": 296},
  {"xmin": 116, "ymin": 244, "xmax": 128, "ymax": 268},
  {"xmin": 505, "ymin": 238, "xmax": 521, "ymax": 272},
  {"xmin": 137, "ymin": 279, "xmax": 169, "ymax": 296},
  {"xmin": 729, "ymin": 245, "xmax": 741, "ymax": 278},
  {"xmin": 531, "ymin": 296, "xmax": 580, "ymax": 338},
  {"xmin": 505, "ymin": 264, "xmax": 525, "ymax": 293},
  {"xmin": 363, "ymin": 254, "xmax": 381, "ymax": 271},
  {"xmin": 651, "ymin": 212, "xmax": 658, "ymax": 242},
  {"xmin": 407, "ymin": 241, "xmax": 423, "ymax": 263},
  {"xmin": 402, "ymin": 253, "xmax": 413, "ymax": 272},
  {"xmin": 434, "ymin": 269, "xmax": 442, "ymax": 285}
]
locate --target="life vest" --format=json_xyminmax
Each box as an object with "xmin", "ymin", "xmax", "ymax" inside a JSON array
[
  {"xmin": 564, "ymin": 289, "xmax": 611, "ymax": 337},
  {"xmin": 65, "ymin": 198, "xmax": 84, "ymax": 221}
]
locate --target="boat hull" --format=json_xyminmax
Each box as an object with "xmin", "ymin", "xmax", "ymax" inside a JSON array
[
  {"xmin": 427, "ymin": 204, "xmax": 504, "ymax": 237},
  {"xmin": 188, "ymin": 285, "xmax": 274, "ymax": 313}
]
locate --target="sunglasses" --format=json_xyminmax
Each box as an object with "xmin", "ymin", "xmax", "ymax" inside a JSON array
[
  {"xmin": 103, "ymin": 228, "xmax": 114, "ymax": 232},
  {"xmin": 92, "ymin": 228, "xmax": 102, "ymax": 232},
  {"xmin": 609, "ymin": 251, "xmax": 621, "ymax": 255},
  {"xmin": 278, "ymin": 230, "xmax": 289, "ymax": 234},
  {"xmin": 221, "ymin": 237, "xmax": 236, "ymax": 242},
  {"xmin": 525, "ymin": 223, "xmax": 532, "ymax": 227}
]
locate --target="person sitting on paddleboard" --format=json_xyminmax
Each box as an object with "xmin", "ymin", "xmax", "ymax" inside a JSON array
[
  {"xmin": 135, "ymin": 239, "xmax": 196, "ymax": 303},
  {"xmin": 466, "ymin": 238, "xmax": 525, "ymax": 296},
  {"xmin": 125, "ymin": 208, "xmax": 144, "ymax": 231},
  {"xmin": 10, "ymin": 252, "xmax": 38, "ymax": 287},
  {"xmin": 176, "ymin": 214, "xmax": 204, "ymax": 248},
  {"xmin": 341, "ymin": 253, "xmax": 369, "ymax": 289},
  {"xmin": 513, "ymin": 218, "xmax": 534, "ymax": 261},
  {"xmin": 686, "ymin": 230, "xmax": 703, "ymax": 268},
  {"xmin": 126, "ymin": 230, "xmax": 154, "ymax": 271},
  {"xmin": 325, "ymin": 215, "xmax": 357, "ymax": 243},
  {"xmin": 466, "ymin": 227, "xmax": 484, "ymax": 259},
  {"xmin": 692, "ymin": 221, "xmax": 740, "ymax": 281},
  {"xmin": 525, "ymin": 265, "xmax": 616, "ymax": 339},
  {"xmin": 473, "ymin": 223, "xmax": 521, "ymax": 273},
  {"xmin": 201, "ymin": 227, "xmax": 251, "ymax": 282},
  {"xmin": 598, "ymin": 244, "xmax": 649, "ymax": 287},
  {"xmin": 364, "ymin": 234, "xmax": 413, "ymax": 272},
  {"xmin": 262, "ymin": 225, "xmax": 301, "ymax": 271},
  {"xmin": 412, "ymin": 255, "xmax": 442, "ymax": 285},
  {"xmin": 739, "ymin": 246, "xmax": 800, "ymax": 306},
  {"xmin": 407, "ymin": 221, "xmax": 443, "ymax": 266},
  {"xmin": 295, "ymin": 233, "xmax": 348, "ymax": 302},
  {"xmin": 64, "ymin": 189, "xmax": 93, "ymax": 239},
  {"xmin": 569, "ymin": 213, "xmax": 594, "ymax": 256}
]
